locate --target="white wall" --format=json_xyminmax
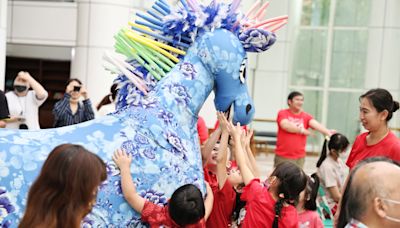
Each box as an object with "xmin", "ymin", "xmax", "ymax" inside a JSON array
[
  {"xmin": 0, "ymin": 0, "xmax": 7, "ymax": 90},
  {"xmin": 7, "ymin": 1, "xmax": 77, "ymax": 46}
]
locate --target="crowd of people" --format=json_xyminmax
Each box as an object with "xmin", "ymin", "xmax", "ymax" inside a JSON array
[
  {"xmin": 0, "ymin": 71, "xmax": 117, "ymax": 130},
  {"xmin": 1, "ymin": 71, "xmax": 400, "ymax": 228}
]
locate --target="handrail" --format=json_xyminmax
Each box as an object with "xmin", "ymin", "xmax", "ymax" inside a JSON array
[
  {"xmin": 390, "ymin": 127, "xmax": 400, "ymax": 132},
  {"xmin": 252, "ymin": 118, "xmax": 276, "ymax": 123}
]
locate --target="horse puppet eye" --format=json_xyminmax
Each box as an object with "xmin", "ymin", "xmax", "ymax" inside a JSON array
[{"xmin": 239, "ymin": 59, "xmax": 247, "ymax": 84}]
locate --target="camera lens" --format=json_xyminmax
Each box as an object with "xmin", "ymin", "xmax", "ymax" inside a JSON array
[{"xmin": 19, "ymin": 123, "xmax": 29, "ymax": 129}]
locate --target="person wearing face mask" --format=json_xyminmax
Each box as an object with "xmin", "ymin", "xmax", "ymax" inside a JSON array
[
  {"xmin": 5, "ymin": 71, "xmax": 48, "ymax": 130},
  {"xmin": 274, "ymin": 91, "xmax": 335, "ymax": 168},
  {"xmin": 346, "ymin": 88, "xmax": 400, "ymax": 170},
  {"xmin": 52, "ymin": 78, "xmax": 95, "ymax": 127},
  {"xmin": 316, "ymin": 133, "xmax": 350, "ymax": 214},
  {"xmin": 336, "ymin": 157, "xmax": 400, "ymax": 228}
]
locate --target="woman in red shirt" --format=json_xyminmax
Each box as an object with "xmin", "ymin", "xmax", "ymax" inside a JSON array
[
  {"xmin": 347, "ymin": 88, "xmax": 400, "ymax": 169},
  {"xmin": 228, "ymin": 122, "xmax": 307, "ymax": 228}
]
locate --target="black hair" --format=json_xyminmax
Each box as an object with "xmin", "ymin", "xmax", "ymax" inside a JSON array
[
  {"xmin": 232, "ymin": 192, "xmax": 246, "ymax": 223},
  {"xmin": 66, "ymin": 78, "xmax": 82, "ymax": 87},
  {"xmin": 271, "ymin": 162, "xmax": 307, "ymax": 228},
  {"xmin": 303, "ymin": 173, "xmax": 320, "ymax": 211},
  {"xmin": 336, "ymin": 157, "xmax": 400, "ymax": 228},
  {"xmin": 287, "ymin": 91, "xmax": 303, "ymax": 101},
  {"xmin": 316, "ymin": 133, "xmax": 350, "ymax": 168},
  {"xmin": 360, "ymin": 88, "xmax": 399, "ymax": 121},
  {"xmin": 96, "ymin": 84, "xmax": 118, "ymax": 110},
  {"xmin": 168, "ymin": 184, "xmax": 205, "ymax": 226}
]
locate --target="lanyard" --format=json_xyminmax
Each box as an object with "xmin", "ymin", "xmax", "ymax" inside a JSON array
[{"xmin": 16, "ymin": 94, "xmax": 27, "ymax": 117}]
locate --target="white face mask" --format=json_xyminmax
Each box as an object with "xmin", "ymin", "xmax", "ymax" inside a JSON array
[
  {"xmin": 339, "ymin": 152, "xmax": 347, "ymax": 159},
  {"xmin": 382, "ymin": 198, "xmax": 400, "ymax": 223}
]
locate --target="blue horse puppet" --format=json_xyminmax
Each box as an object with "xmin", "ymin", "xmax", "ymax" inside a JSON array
[{"xmin": 0, "ymin": 0, "xmax": 284, "ymax": 226}]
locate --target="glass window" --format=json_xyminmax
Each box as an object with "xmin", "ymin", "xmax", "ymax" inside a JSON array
[
  {"xmin": 291, "ymin": 30, "xmax": 327, "ymax": 87},
  {"xmin": 327, "ymin": 91, "xmax": 361, "ymax": 142},
  {"xmin": 299, "ymin": 90, "xmax": 324, "ymax": 148},
  {"xmin": 334, "ymin": 0, "xmax": 371, "ymax": 26},
  {"xmin": 330, "ymin": 30, "xmax": 368, "ymax": 88},
  {"xmin": 301, "ymin": 0, "xmax": 331, "ymax": 26}
]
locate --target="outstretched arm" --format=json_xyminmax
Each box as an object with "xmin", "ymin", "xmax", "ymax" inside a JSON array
[
  {"xmin": 113, "ymin": 149, "xmax": 146, "ymax": 214},
  {"xmin": 243, "ymin": 129, "xmax": 260, "ymax": 178},
  {"xmin": 309, "ymin": 119, "xmax": 335, "ymax": 136},
  {"xmin": 280, "ymin": 119, "xmax": 311, "ymax": 135},
  {"xmin": 201, "ymin": 118, "xmax": 222, "ymax": 166},
  {"xmin": 215, "ymin": 112, "xmax": 230, "ymax": 190},
  {"xmin": 204, "ymin": 182, "xmax": 214, "ymax": 221},
  {"xmin": 227, "ymin": 122, "xmax": 254, "ymax": 185}
]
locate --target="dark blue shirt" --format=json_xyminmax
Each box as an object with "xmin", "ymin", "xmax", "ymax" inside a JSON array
[{"xmin": 53, "ymin": 93, "xmax": 95, "ymax": 127}]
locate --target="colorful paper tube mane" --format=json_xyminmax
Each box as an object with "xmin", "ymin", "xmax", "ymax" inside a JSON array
[{"xmin": 0, "ymin": 0, "xmax": 286, "ymax": 226}]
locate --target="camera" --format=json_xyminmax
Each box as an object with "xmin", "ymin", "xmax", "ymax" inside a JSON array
[
  {"xmin": 19, "ymin": 123, "xmax": 29, "ymax": 129},
  {"xmin": 73, "ymin": 86, "xmax": 81, "ymax": 92}
]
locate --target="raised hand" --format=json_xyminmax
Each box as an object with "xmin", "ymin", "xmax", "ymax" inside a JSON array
[
  {"xmin": 217, "ymin": 112, "xmax": 229, "ymax": 133},
  {"xmin": 112, "ymin": 149, "xmax": 132, "ymax": 171}
]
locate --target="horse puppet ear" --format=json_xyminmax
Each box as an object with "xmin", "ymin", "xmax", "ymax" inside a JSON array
[{"xmin": 238, "ymin": 28, "xmax": 276, "ymax": 53}]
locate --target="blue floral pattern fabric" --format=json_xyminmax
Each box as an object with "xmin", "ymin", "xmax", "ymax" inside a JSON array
[{"xmin": 0, "ymin": 28, "xmax": 254, "ymax": 227}]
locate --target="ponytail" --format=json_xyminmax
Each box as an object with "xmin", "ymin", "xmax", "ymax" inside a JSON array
[
  {"xmin": 96, "ymin": 95, "xmax": 112, "ymax": 110},
  {"xmin": 273, "ymin": 198, "xmax": 284, "ymax": 228},
  {"xmin": 304, "ymin": 173, "xmax": 320, "ymax": 211},
  {"xmin": 316, "ymin": 137, "xmax": 328, "ymax": 168},
  {"xmin": 96, "ymin": 84, "xmax": 118, "ymax": 110}
]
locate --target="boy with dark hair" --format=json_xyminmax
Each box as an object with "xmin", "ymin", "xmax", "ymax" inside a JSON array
[{"xmin": 113, "ymin": 149, "xmax": 213, "ymax": 227}]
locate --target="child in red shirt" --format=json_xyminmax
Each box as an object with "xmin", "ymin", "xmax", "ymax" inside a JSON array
[
  {"xmin": 113, "ymin": 149, "xmax": 214, "ymax": 227},
  {"xmin": 203, "ymin": 113, "xmax": 260, "ymax": 228},
  {"xmin": 227, "ymin": 122, "xmax": 307, "ymax": 228},
  {"xmin": 206, "ymin": 113, "xmax": 236, "ymax": 228},
  {"xmin": 297, "ymin": 173, "xmax": 324, "ymax": 228}
]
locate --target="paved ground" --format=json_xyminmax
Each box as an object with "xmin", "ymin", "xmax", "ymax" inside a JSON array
[{"xmin": 255, "ymin": 152, "xmax": 321, "ymax": 180}]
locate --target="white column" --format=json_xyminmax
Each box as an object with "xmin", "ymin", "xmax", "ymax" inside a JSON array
[
  {"xmin": 71, "ymin": 0, "xmax": 137, "ymax": 105},
  {"xmin": 0, "ymin": 0, "xmax": 7, "ymax": 90}
]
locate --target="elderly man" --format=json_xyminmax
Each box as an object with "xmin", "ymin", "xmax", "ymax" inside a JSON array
[{"xmin": 337, "ymin": 157, "xmax": 400, "ymax": 228}]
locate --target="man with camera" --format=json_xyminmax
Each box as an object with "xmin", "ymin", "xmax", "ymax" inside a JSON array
[
  {"xmin": 5, "ymin": 71, "xmax": 48, "ymax": 130},
  {"xmin": 52, "ymin": 78, "xmax": 95, "ymax": 127}
]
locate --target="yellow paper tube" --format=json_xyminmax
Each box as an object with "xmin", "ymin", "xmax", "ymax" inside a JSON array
[
  {"xmin": 125, "ymin": 30, "xmax": 180, "ymax": 63},
  {"xmin": 126, "ymin": 27, "xmax": 186, "ymax": 55}
]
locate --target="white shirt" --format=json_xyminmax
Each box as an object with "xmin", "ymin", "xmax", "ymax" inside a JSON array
[
  {"xmin": 5, "ymin": 90, "xmax": 48, "ymax": 130},
  {"xmin": 317, "ymin": 155, "xmax": 347, "ymax": 208},
  {"xmin": 97, "ymin": 102, "xmax": 116, "ymax": 117}
]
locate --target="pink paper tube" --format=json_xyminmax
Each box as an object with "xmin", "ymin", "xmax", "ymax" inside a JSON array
[
  {"xmin": 261, "ymin": 19, "xmax": 283, "ymax": 30},
  {"xmin": 244, "ymin": 0, "xmax": 261, "ymax": 18},
  {"xmin": 253, "ymin": 15, "xmax": 288, "ymax": 28},
  {"xmin": 270, "ymin": 20, "xmax": 288, "ymax": 33},
  {"xmin": 230, "ymin": 0, "xmax": 241, "ymax": 13},
  {"xmin": 252, "ymin": 1, "xmax": 270, "ymax": 20}
]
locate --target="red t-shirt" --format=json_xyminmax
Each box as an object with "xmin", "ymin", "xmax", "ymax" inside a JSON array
[
  {"xmin": 346, "ymin": 131, "xmax": 400, "ymax": 169},
  {"xmin": 206, "ymin": 180, "xmax": 236, "ymax": 228},
  {"xmin": 275, "ymin": 109, "xmax": 313, "ymax": 159},
  {"xmin": 141, "ymin": 200, "xmax": 206, "ymax": 228},
  {"xmin": 197, "ymin": 116, "xmax": 209, "ymax": 144},
  {"xmin": 298, "ymin": 210, "xmax": 324, "ymax": 228},
  {"xmin": 240, "ymin": 179, "xmax": 299, "ymax": 228},
  {"xmin": 203, "ymin": 166, "xmax": 218, "ymax": 189}
]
